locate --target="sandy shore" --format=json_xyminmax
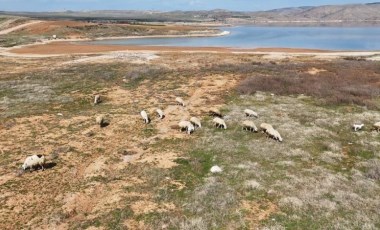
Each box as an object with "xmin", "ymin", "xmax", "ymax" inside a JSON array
[{"xmin": 9, "ymin": 41, "xmax": 333, "ymax": 54}]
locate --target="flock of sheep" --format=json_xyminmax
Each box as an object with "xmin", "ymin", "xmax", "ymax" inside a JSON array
[
  {"xmin": 138, "ymin": 96, "xmax": 283, "ymax": 141},
  {"xmin": 20, "ymin": 94, "xmax": 380, "ymax": 172}
]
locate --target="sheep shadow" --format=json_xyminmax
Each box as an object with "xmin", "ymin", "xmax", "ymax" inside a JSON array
[
  {"xmin": 30, "ymin": 162, "xmax": 57, "ymax": 172},
  {"xmin": 44, "ymin": 162, "xmax": 57, "ymax": 170},
  {"xmin": 100, "ymin": 121, "xmax": 110, "ymax": 128}
]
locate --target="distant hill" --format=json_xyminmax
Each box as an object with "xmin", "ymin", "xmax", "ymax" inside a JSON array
[
  {"xmin": 249, "ymin": 2, "xmax": 380, "ymax": 22},
  {"xmin": 1, "ymin": 2, "xmax": 380, "ymax": 25}
]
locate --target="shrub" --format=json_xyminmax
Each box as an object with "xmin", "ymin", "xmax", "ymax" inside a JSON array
[{"xmin": 236, "ymin": 60, "xmax": 380, "ymax": 108}]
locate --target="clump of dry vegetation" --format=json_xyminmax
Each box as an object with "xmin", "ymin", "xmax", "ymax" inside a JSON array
[{"xmin": 235, "ymin": 60, "xmax": 380, "ymax": 109}]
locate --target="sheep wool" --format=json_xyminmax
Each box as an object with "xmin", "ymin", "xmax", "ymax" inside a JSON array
[
  {"xmin": 140, "ymin": 110, "xmax": 150, "ymax": 124},
  {"xmin": 213, "ymin": 117, "xmax": 227, "ymax": 129},
  {"xmin": 190, "ymin": 117, "xmax": 202, "ymax": 128},
  {"xmin": 244, "ymin": 109, "xmax": 258, "ymax": 118},
  {"xmin": 22, "ymin": 155, "xmax": 46, "ymax": 171},
  {"xmin": 175, "ymin": 97, "xmax": 185, "ymax": 107},
  {"xmin": 156, "ymin": 109, "xmax": 165, "ymax": 119}
]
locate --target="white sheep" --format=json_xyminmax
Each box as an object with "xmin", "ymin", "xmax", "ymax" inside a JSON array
[
  {"xmin": 373, "ymin": 122, "xmax": 380, "ymax": 132},
  {"xmin": 187, "ymin": 123, "xmax": 195, "ymax": 134},
  {"xmin": 352, "ymin": 123, "xmax": 364, "ymax": 132},
  {"xmin": 242, "ymin": 120, "xmax": 258, "ymax": 132},
  {"xmin": 94, "ymin": 95, "xmax": 101, "ymax": 104},
  {"xmin": 266, "ymin": 127, "xmax": 283, "ymax": 142},
  {"xmin": 178, "ymin": 121, "xmax": 194, "ymax": 134},
  {"xmin": 190, "ymin": 117, "xmax": 202, "ymax": 128},
  {"xmin": 244, "ymin": 109, "xmax": 258, "ymax": 118},
  {"xmin": 140, "ymin": 110, "xmax": 150, "ymax": 124},
  {"xmin": 209, "ymin": 108, "xmax": 222, "ymax": 118},
  {"xmin": 175, "ymin": 97, "xmax": 185, "ymax": 107},
  {"xmin": 95, "ymin": 115, "xmax": 105, "ymax": 127},
  {"xmin": 156, "ymin": 109, "xmax": 165, "ymax": 119},
  {"xmin": 272, "ymin": 129, "xmax": 283, "ymax": 142},
  {"xmin": 213, "ymin": 117, "xmax": 227, "ymax": 129},
  {"xmin": 22, "ymin": 154, "xmax": 46, "ymax": 171},
  {"xmin": 260, "ymin": 123, "xmax": 273, "ymax": 133}
]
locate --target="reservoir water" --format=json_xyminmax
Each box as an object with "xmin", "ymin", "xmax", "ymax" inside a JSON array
[{"xmin": 88, "ymin": 26, "xmax": 380, "ymax": 51}]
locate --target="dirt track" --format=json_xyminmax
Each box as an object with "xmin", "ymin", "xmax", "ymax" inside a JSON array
[{"xmin": 0, "ymin": 20, "xmax": 42, "ymax": 35}]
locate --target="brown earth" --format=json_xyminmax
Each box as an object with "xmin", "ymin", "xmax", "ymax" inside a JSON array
[
  {"xmin": 10, "ymin": 41, "xmax": 333, "ymax": 55},
  {"xmin": 0, "ymin": 53, "xmax": 242, "ymax": 229}
]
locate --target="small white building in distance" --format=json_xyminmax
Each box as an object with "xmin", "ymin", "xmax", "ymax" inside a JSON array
[{"xmin": 52, "ymin": 34, "xmax": 57, "ymax": 39}]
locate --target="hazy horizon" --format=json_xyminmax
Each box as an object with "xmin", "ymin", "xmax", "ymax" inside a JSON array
[{"xmin": 0, "ymin": 0, "xmax": 375, "ymax": 12}]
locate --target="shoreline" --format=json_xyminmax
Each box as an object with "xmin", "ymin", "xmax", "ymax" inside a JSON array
[
  {"xmin": 1, "ymin": 30, "xmax": 380, "ymax": 60},
  {"xmin": 0, "ymin": 30, "xmax": 230, "ymax": 56}
]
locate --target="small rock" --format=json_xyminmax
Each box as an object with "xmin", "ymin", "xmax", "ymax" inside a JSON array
[{"xmin": 210, "ymin": 165, "xmax": 222, "ymax": 173}]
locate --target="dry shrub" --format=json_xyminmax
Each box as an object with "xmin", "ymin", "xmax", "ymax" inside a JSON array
[
  {"xmin": 366, "ymin": 159, "xmax": 380, "ymax": 180},
  {"xmin": 236, "ymin": 60, "xmax": 380, "ymax": 108},
  {"xmin": 125, "ymin": 66, "xmax": 170, "ymax": 81}
]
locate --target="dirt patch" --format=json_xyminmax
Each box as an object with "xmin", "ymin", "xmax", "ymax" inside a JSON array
[
  {"xmin": 0, "ymin": 20, "xmax": 42, "ymax": 35},
  {"xmin": 242, "ymin": 199, "xmax": 279, "ymax": 228},
  {"xmin": 131, "ymin": 200, "xmax": 175, "ymax": 215},
  {"xmin": 63, "ymin": 52, "xmax": 159, "ymax": 65}
]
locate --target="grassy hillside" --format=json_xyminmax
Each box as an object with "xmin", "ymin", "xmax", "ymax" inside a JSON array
[
  {"xmin": 1, "ymin": 3, "xmax": 380, "ymax": 25},
  {"xmin": 0, "ymin": 18, "xmax": 218, "ymax": 47}
]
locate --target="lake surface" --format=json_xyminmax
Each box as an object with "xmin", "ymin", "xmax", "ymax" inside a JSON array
[{"xmin": 88, "ymin": 26, "xmax": 380, "ymax": 51}]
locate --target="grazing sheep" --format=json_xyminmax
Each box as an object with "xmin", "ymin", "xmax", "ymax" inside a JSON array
[
  {"xmin": 242, "ymin": 120, "xmax": 258, "ymax": 132},
  {"xmin": 179, "ymin": 121, "xmax": 194, "ymax": 134},
  {"xmin": 156, "ymin": 109, "xmax": 165, "ymax": 119},
  {"xmin": 244, "ymin": 109, "xmax": 258, "ymax": 118},
  {"xmin": 22, "ymin": 155, "xmax": 46, "ymax": 171},
  {"xmin": 352, "ymin": 123, "xmax": 364, "ymax": 132},
  {"xmin": 213, "ymin": 117, "xmax": 227, "ymax": 129},
  {"xmin": 266, "ymin": 127, "xmax": 283, "ymax": 142},
  {"xmin": 95, "ymin": 115, "xmax": 105, "ymax": 127},
  {"xmin": 140, "ymin": 110, "xmax": 150, "ymax": 124},
  {"xmin": 187, "ymin": 123, "xmax": 195, "ymax": 134},
  {"xmin": 373, "ymin": 122, "xmax": 380, "ymax": 132},
  {"xmin": 272, "ymin": 129, "xmax": 283, "ymax": 142},
  {"xmin": 190, "ymin": 117, "xmax": 202, "ymax": 128},
  {"xmin": 176, "ymin": 97, "xmax": 185, "ymax": 107},
  {"xmin": 94, "ymin": 95, "xmax": 101, "ymax": 104},
  {"xmin": 260, "ymin": 123, "xmax": 273, "ymax": 133},
  {"xmin": 209, "ymin": 108, "xmax": 222, "ymax": 118}
]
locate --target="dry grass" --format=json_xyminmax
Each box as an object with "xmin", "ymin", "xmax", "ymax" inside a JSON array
[
  {"xmin": 0, "ymin": 53, "xmax": 379, "ymax": 229},
  {"xmin": 235, "ymin": 60, "xmax": 380, "ymax": 109}
]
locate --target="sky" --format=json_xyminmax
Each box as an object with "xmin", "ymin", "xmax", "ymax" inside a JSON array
[{"xmin": 0, "ymin": 0, "xmax": 374, "ymax": 12}]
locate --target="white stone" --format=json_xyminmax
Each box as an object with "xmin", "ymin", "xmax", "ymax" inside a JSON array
[{"xmin": 210, "ymin": 165, "xmax": 222, "ymax": 173}]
